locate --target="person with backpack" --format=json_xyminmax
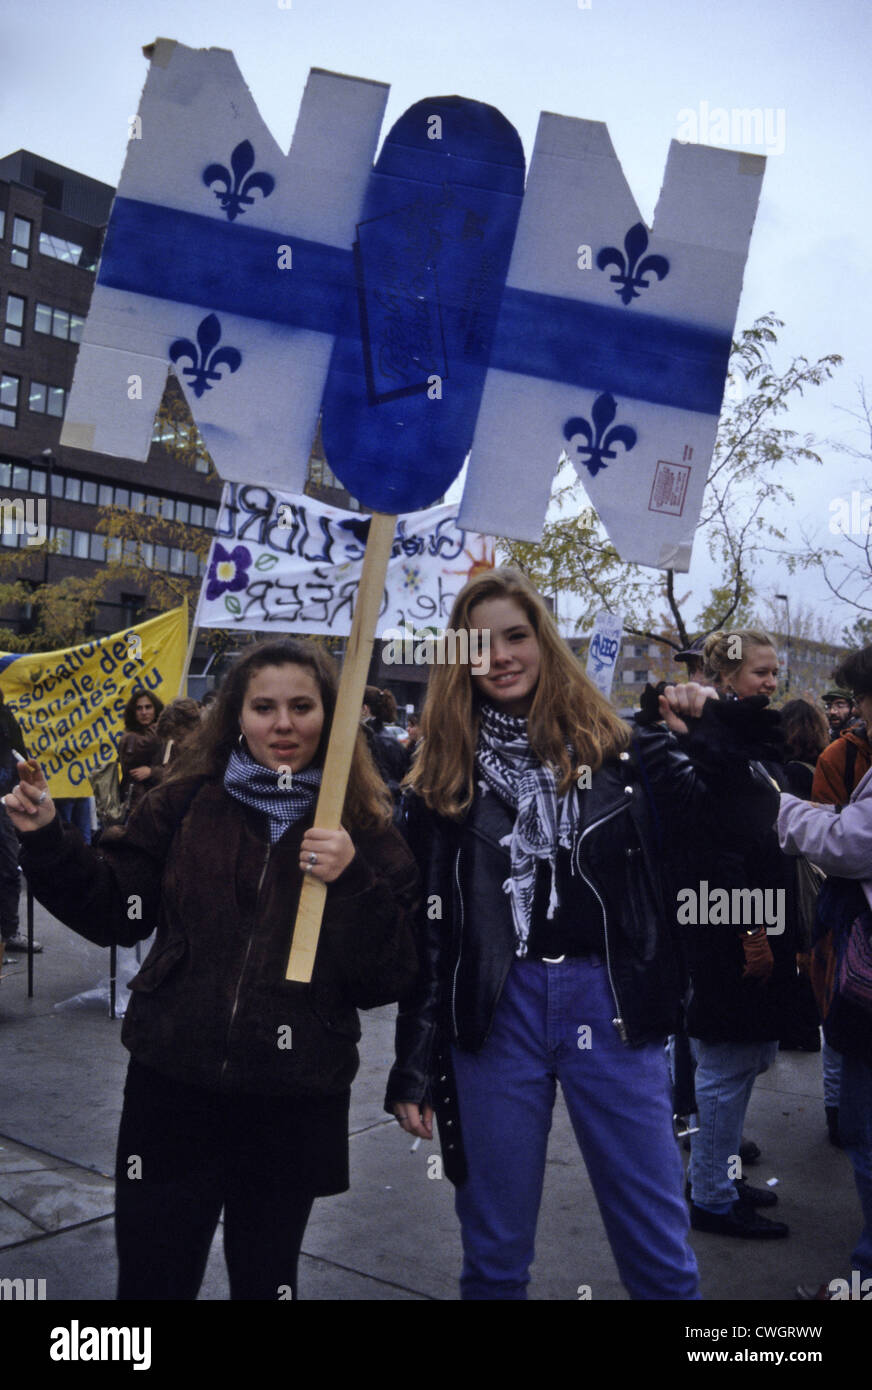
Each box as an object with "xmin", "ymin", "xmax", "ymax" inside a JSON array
[
  {"xmin": 811, "ymin": 650, "xmax": 872, "ymax": 1146},
  {"xmin": 779, "ymin": 668, "xmax": 872, "ymax": 1299},
  {"xmin": 814, "ymin": 693, "xmax": 871, "ymax": 808},
  {"xmin": 3, "ymin": 638, "xmax": 419, "ymax": 1300}
]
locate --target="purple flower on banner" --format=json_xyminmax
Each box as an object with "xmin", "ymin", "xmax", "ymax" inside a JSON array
[{"xmin": 206, "ymin": 544, "xmax": 252, "ymax": 601}]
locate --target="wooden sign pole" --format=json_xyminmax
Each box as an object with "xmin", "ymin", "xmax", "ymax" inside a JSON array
[{"xmin": 285, "ymin": 511, "xmax": 396, "ymax": 982}]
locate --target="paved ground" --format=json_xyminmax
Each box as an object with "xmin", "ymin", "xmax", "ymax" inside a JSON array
[{"xmin": 0, "ymin": 892, "xmax": 866, "ymax": 1362}]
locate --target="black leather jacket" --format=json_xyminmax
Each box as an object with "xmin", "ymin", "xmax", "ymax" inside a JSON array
[{"xmin": 385, "ymin": 704, "xmax": 780, "ymax": 1179}]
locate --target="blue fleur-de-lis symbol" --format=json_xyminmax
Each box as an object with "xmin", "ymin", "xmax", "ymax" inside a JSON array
[
  {"xmin": 563, "ymin": 393, "xmax": 637, "ymax": 478},
  {"xmin": 202, "ymin": 140, "xmax": 275, "ymax": 221},
  {"xmin": 169, "ymin": 314, "xmax": 242, "ymax": 398},
  {"xmin": 596, "ymin": 222, "xmax": 670, "ymax": 305}
]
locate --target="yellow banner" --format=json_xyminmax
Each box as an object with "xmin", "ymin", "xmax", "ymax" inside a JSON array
[{"xmin": 0, "ymin": 605, "xmax": 188, "ymax": 797}]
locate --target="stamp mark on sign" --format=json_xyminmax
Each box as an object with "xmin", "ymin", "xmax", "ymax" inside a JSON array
[{"xmin": 649, "ymin": 460, "xmax": 690, "ymax": 516}]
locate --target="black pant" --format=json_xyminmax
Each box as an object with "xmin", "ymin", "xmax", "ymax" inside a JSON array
[
  {"xmin": 0, "ymin": 805, "xmax": 20, "ymax": 940},
  {"xmin": 115, "ymin": 1060, "xmax": 320, "ymax": 1300}
]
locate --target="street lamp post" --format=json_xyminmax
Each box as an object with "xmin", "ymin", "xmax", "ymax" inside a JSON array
[
  {"xmin": 775, "ymin": 593, "xmax": 791, "ymax": 693},
  {"xmin": 39, "ymin": 448, "xmax": 55, "ymax": 586}
]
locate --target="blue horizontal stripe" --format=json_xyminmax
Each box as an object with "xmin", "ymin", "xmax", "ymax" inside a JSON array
[
  {"xmin": 492, "ymin": 289, "xmax": 730, "ymax": 415},
  {"xmin": 99, "ymin": 197, "xmax": 728, "ymax": 416},
  {"xmin": 100, "ymin": 198, "xmax": 354, "ymax": 336}
]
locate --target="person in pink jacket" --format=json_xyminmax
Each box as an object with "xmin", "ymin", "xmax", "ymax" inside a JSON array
[{"xmin": 779, "ymin": 680, "xmax": 872, "ymax": 1298}]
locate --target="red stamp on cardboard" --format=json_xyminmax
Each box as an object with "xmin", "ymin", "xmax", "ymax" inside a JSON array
[{"xmin": 649, "ymin": 460, "xmax": 690, "ymax": 517}]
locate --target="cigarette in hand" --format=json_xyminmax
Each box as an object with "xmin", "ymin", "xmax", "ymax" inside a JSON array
[{"xmin": 12, "ymin": 750, "xmax": 42, "ymax": 784}]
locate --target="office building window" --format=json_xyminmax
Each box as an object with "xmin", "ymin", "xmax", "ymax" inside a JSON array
[
  {"xmin": 33, "ymin": 300, "xmax": 85, "ymax": 343},
  {"xmin": 38, "ymin": 232, "xmax": 90, "ymax": 268},
  {"xmin": 50, "ymin": 527, "xmax": 73, "ymax": 557},
  {"xmin": 0, "ymin": 210, "xmax": 5, "ymax": 239},
  {"xmin": 11, "ymin": 217, "xmax": 32, "ymax": 268},
  {"xmin": 120, "ymin": 593, "xmax": 143, "ymax": 627},
  {"xmin": 73, "ymin": 530, "xmax": 89, "ymax": 560},
  {"xmin": 4, "ymin": 294, "xmax": 25, "ymax": 346},
  {"xmin": 29, "ymin": 381, "xmax": 66, "ymax": 418},
  {"xmin": 90, "ymin": 533, "xmax": 106, "ymax": 562},
  {"xmin": 81, "ymin": 480, "xmax": 98, "ymax": 504},
  {"xmin": 0, "ymin": 374, "xmax": 20, "ymax": 428}
]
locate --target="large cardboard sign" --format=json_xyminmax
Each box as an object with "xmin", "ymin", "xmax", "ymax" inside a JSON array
[
  {"xmin": 61, "ymin": 39, "xmax": 764, "ymax": 573},
  {"xmin": 458, "ymin": 118, "xmax": 764, "ymax": 568},
  {"xmin": 61, "ymin": 41, "xmax": 388, "ymax": 495},
  {"xmin": 319, "ymin": 96, "xmax": 524, "ymax": 512}
]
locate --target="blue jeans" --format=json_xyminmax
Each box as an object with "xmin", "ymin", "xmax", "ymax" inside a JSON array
[
  {"xmin": 55, "ymin": 797, "xmax": 92, "ymax": 845},
  {"xmin": 689, "ymin": 1038, "xmax": 778, "ymax": 1211},
  {"xmin": 839, "ymin": 1052, "xmax": 872, "ymax": 1281},
  {"xmin": 822, "ymin": 1040, "xmax": 843, "ymax": 1108},
  {"xmin": 450, "ymin": 957, "xmax": 699, "ymax": 1300}
]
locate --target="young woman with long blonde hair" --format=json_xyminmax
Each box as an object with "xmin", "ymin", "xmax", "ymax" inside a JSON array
[{"xmin": 387, "ymin": 570, "xmax": 780, "ymax": 1299}]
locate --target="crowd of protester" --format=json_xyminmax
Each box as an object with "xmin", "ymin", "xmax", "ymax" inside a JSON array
[{"xmin": 1, "ymin": 575, "xmax": 871, "ymax": 1302}]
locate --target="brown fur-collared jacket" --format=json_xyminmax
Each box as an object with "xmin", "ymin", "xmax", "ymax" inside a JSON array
[{"xmin": 19, "ymin": 775, "xmax": 420, "ymax": 1096}]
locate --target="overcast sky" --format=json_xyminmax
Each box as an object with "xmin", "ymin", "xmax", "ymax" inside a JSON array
[{"xmin": 4, "ymin": 0, "xmax": 871, "ymax": 634}]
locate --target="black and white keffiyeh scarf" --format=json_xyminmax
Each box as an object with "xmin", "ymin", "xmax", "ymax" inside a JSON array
[
  {"xmin": 475, "ymin": 702, "xmax": 580, "ymax": 958},
  {"xmin": 223, "ymin": 746, "xmax": 322, "ymax": 843}
]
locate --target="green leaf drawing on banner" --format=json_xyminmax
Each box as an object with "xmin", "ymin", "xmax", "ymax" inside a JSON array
[
  {"xmin": 225, "ymin": 595, "xmax": 242, "ymax": 615},
  {"xmin": 255, "ymin": 553, "xmax": 279, "ymax": 571}
]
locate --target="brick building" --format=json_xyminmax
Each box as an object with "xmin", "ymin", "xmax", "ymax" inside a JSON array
[{"xmin": 0, "ymin": 150, "xmax": 227, "ymax": 662}]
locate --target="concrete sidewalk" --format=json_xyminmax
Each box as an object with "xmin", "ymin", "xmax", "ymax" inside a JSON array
[{"xmin": 0, "ymin": 897, "xmax": 863, "ymax": 1303}]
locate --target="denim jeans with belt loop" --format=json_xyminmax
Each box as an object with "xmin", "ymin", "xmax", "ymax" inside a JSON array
[{"xmin": 450, "ymin": 956, "xmax": 700, "ymax": 1300}]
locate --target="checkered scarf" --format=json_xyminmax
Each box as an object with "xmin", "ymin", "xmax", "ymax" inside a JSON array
[
  {"xmin": 223, "ymin": 746, "xmax": 322, "ymax": 843},
  {"xmin": 475, "ymin": 702, "xmax": 580, "ymax": 957}
]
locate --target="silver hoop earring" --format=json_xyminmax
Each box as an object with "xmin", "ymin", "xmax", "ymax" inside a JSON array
[{"xmin": 238, "ymin": 732, "xmax": 245, "ymax": 746}]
